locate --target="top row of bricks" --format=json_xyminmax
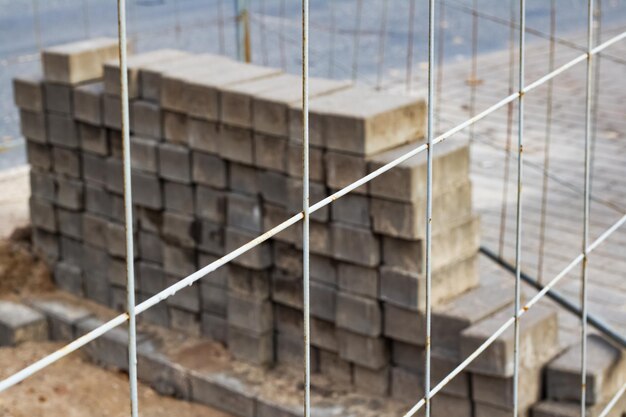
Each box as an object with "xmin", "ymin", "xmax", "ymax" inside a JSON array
[{"xmin": 41, "ymin": 37, "xmax": 426, "ymax": 156}]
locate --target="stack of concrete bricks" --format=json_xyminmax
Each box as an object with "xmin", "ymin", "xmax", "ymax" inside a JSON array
[{"xmin": 16, "ymin": 39, "xmax": 584, "ymax": 414}]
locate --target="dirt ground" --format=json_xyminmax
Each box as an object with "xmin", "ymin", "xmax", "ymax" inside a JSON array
[{"xmin": 0, "ymin": 342, "xmax": 233, "ymax": 417}]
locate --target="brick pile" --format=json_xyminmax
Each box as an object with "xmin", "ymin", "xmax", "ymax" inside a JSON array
[{"xmin": 16, "ymin": 39, "xmax": 624, "ymax": 417}]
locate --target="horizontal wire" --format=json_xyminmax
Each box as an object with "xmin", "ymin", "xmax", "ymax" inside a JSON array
[
  {"xmin": 0, "ymin": 27, "xmax": 624, "ymax": 394},
  {"xmin": 402, "ymin": 213, "xmax": 626, "ymax": 417}
]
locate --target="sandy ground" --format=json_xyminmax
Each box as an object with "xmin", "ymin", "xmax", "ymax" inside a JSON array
[
  {"xmin": 0, "ymin": 166, "xmax": 29, "ymax": 239},
  {"xmin": 0, "ymin": 342, "xmax": 233, "ymax": 417}
]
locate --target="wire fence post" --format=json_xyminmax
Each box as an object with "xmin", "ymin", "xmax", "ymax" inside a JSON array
[
  {"xmin": 424, "ymin": 0, "xmax": 436, "ymax": 415},
  {"xmin": 302, "ymin": 0, "xmax": 311, "ymax": 416},
  {"xmin": 512, "ymin": 0, "xmax": 526, "ymax": 416},
  {"xmin": 116, "ymin": 0, "xmax": 139, "ymax": 415},
  {"xmin": 234, "ymin": 0, "xmax": 251, "ymax": 62},
  {"xmin": 581, "ymin": 0, "xmax": 596, "ymax": 415}
]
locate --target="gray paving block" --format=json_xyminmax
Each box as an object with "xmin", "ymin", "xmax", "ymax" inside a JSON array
[
  {"xmin": 368, "ymin": 139, "xmax": 470, "ymax": 203},
  {"xmin": 26, "ymin": 141, "xmax": 52, "ymax": 169},
  {"xmin": 102, "ymin": 94, "xmax": 122, "ymax": 129},
  {"xmin": 312, "ymin": 318, "xmax": 338, "ymax": 352},
  {"xmin": 259, "ymin": 171, "xmax": 289, "ymax": 207},
  {"xmin": 105, "ymin": 157, "xmax": 124, "ymax": 193},
  {"xmin": 169, "ymin": 307, "xmax": 201, "ymax": 336},
  {"xmin": 162, "ymin": 212, "xmax": 197, "ymax": 248},
  {"xmin": 158, "ymin": 142, "xmax": 191, "ymax": 183},
  {"xmin": 60, "ymin": 236, "xmax": 84, "ymax": 269},
  {"xmin": 54, "ymin": 261, "xmax": 83, "ymax": 295},
  {"xmin": 0, "ymin": 301, "xmax": 47, "ymax": 346},
  {"xmin": 383, "ymin": 303, "xmax": 425, "ymax": 345},
  {"xmin": 137, "ymin": 206, "xmax": 160, "ymax": 233},
  {"xmin": 200, "ymin": 282, "xmax": 227, "ymax": 316},
  {"xmin": 304, "ymin": 86, "xmax": 425, "ymax": 155},
  {"xmin": 229, "ymin": 162, "xmax": 258, "ymax": 195},
  {"xmin": 53, "ymin": 146, "xmax": 81, "ymax": 178},
  {"xmin": 30, "ymin": 197, "xmax": 56, "ymax": 232},
  {"xmin": 382, "ymin": 215, "xmax": 480, "ymax": 274},
  {"xmin": 30, "ymin": 169, "xmax": 56, "ymax": 201},
  {"xmin": 13, "ymin": 74, "xmax": 44, "ymax": 112},
  {"xmin": 391, "ymin": 340, "xmax": 423, "ymax": 372},
  {"xmin": 131, "ymin": 168, "xmax": 163, "ymax": 208},
  {"xmin": 138, "ymin": 292, "xmax": 169, "ymax": 327},
  {"xmin": 85, "ymin": 183, "xmax": 111, "ymax": 217},
  {"xmin": 275, "ymin": 332, "xmax": 316, "ymax": 369},
  {"xmin": 546, "ymin": 334, "xmax": 626, "ymax": 405},
  {"xmin": 390, "ymin": 366, "xmax": 423, "ymax": 402},
  {"xmin": 195, "ymin": 186, "xmax": 226, "ymax": 223},
  {"xmin": 82, "ymin": 152, "xmax": 106, "ymax": 186},
  {"xmin": 32, "ymin": 227, "xmax": 59, "ymax": 263},
  {"xmin": 188, "ymin": 118, "xmax": 220, "ymax": 153},
  {"xmin": 252, "ymin": 75, "xmax": 351, "ymax": 137},
  {"xmin": 431, "ymin": 393, "xmax": 472, "ymax": 417},
  {"xmin": 190, "ymin": 370, "xmax": 258, "ymax": 417},
  {"xmin": 380, "ymin": 254, "xmax": 479, "ymax": 314},
  {"xmin": 106, "ymin": 221, "xmax": 134, "ymax": 258},
  {"xmin": 182, "ymin": 60, "xmax": 281, "ymax": 121},
  {"xmin": 47, "ymin": 113, "xmax": 79, "ymax": 148},
  {"xmin": 254, "ymin": 133, "xmax": 288, "ymax": 172},
  {"xmin": 225, "ymin": 227, "xmax": 272, "ymax": 270},
  {"xmin": 325, "ymin": 150, "xmax": 368, "ymax": 194},
  {"xmin": 73, "ymin": 82, "xmax": 104, "ymax": 124},
  {"xmin": 335, "ymin": 292, "xmax": 382, "ymax": 336},
  {"xmin": 197, "ymin": 252, "xmax": 229, "ymax": 287},
  {"xmin": 338, "ymin": 329, "xmax": 388, "ymax": 370},
  {"xmin": 460, "ymin": 304, "xmax": 559, "ymax": 377},
  {"xmin": 159, "ymin": 182, "xmax": 192, "ymax": 216},
  {"xmin": 331, "ymin": 193, "xmax": 370, "ymax": 228},
  {"xmin": 218, "ymin": 125, "xmax": 254, "ymax": 164},
  {"xmin": 201, "ymin": 312, "xmax": 228, "ymax": 343},
  {"xmin": 106, "ymin": 256, "xmax": 127, "ymax": 287},
  {"xmin": 271, "ymin": 270, "xmax": 336, "ymax": 322},
  {"xmin": 227, "ymin": 293, "xmax": 273, "ymax": 333},
  {"xmin": 228, "ymin": 264, "xmax": 270, "ymax": 300},
  {"xmin": 131, "ymin": 100, "xmax": 161, "ymax": 138},
  {"xmin": 21, "ymin": 110, "xmax": 48, "ymax": 143},
  {"xmin": 78, "ymin": 122, "xmax": 108, "ymax": 155},
  {"xmin": 163, "ymin": 111, "xmax": 188, "ymax": 144},
  {"xmin": 227, "ymin": 193, "xmax": 263, "ymax": 233},
  {"xmin": 56, "ymin": 176, "xmax": 84, "ymax": 210},
  {"xmin": 192, "ymin": 150, "xmax": 227, "ymax": 188},
  {"xmin": 294, "ymin": 220, "xmax": 334, "ymax": 258},
  {"xmin": 337, "ymin": 262, "xmax": 378, "ymax": 298},
  {"xmin": 286, "ymin": 142, "xmax": 325, "ymax": 182},
  {"xmin": 138, "ymin": 231, "xmax": 163, "ymax": 264},
  {"xmin": 197, "ymin": 220, "xmax": 223, "ymax": 255},
  {"xmin": 104, "ymin": 49, "xmax": 187, "ymax": 98},
  {"xmin": 29, "ymin": 299, "xmax": 92, "ymax": 341},
  {"xmin": 331, "ymin": 223, "xmax": 380, "ymax": 267},
  {"xmin": 137, "ymin": 350, "xmax": 191, "ymax": 399},
  {"xmin": 228, "ymin": 325, "xmax": 273, "ymax": 366},
  {"xmin": 371, "ymin": 180, "xmax": 473, "ymax": 239},
  {"xmin": 472, "ymin": 364, "xmax": 543, "ymax": 410},
  {"xmin": 135, "ymin": 51, "xmax": 195, "ymax": 101},
  {"xmin": 108, "ymin": 128, "xmax": 123, "ymax": 158},
  {"xmin": 42, "ymin": 38, "xmax": 119, "ymax": 84},
  {"xmin": 163, "ymin": 243, "xmax": 196, "ymax": 276},
  {"xmin": 44, "ymin": 82, "xmax": 73, "ymax": 114},
  {"xmin": 57, "ymin": 207, "xmax": 83, "ymax": 240},
  {"xmin": 532, "ymin": 398, "xmax": 626, "ymax": 417},
  {"xmin": 318, "ymin": 349, "xmax": 352, "ymax": 385},
  {"xmin": 353, "ymin": 364, "xmax": 390, "ymax": 396},
  {"xmin": 131, "ymin": 136, "xmax": 158, "ymax": 173},
  {"xmin": 274, "ymin": 303, "xmax": 302, "ymax": 338},
  {"xmin": 138, "ymin": 261, "xmax": 165, "ymax": 294}
]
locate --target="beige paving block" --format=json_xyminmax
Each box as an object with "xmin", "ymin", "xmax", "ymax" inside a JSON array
[{"xmin": 42, "ymin": 38, "xmax": 119, "ymax": 84}]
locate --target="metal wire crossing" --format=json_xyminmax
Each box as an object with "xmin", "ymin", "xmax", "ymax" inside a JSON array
[{"xmin": 1, "ymin": 1, "xmax": 626, "ymax": 417}]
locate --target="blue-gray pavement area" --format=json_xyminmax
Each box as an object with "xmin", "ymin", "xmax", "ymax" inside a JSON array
[{"xmin": 1, "ymin": 0, "xmax": 624, "ymax": 170}]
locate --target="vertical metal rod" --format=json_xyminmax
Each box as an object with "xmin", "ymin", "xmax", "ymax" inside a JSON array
[
  {"xmin": 31, "ymin": 0, "xmax": 42, "ymax": 51},
  {"xmin": 406, "ymin": 0, "xmax": 417, "ymax": 92},
  {"xmin": 116, "ymin": 0, "xmax": 139, "ymax": 416},
  {"xmin": 581, "ymin": 0, "xmax": 596, "ymax": 415},
  {"xmin": 467, "ymin": 0, "xmax": 478, "ymax": 142},
  {"xmin": 351, "ymin": 0, "xmax": 364, "ymax": 81},
  {"xmin": 301, "ymin": 0, "xmax": 311, "ymax": 415},
  {"xmin": 435, "ymin": 0, "xmax": 446, "ymax": 133},
  {"xmin": 424, "ymin": 0, "xmax": 435, "ymax": 414},
  {"xmin": 536, "ymin": 0, "xmax": 557, "ymax": 284},
  {"xmin": 497, "ymin": 0, "xmax": 517, "ymax": 258},
  {"xmin": 589, "ymin": 0, "xmax": 602, "ymax": 197},
  {"xmin": 375, "ymin": 0, "xmax": 389, "ymax": 89},
  {"xmin": 512, "ymin": 0, "xmax": 526, "ymax": 415}
]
